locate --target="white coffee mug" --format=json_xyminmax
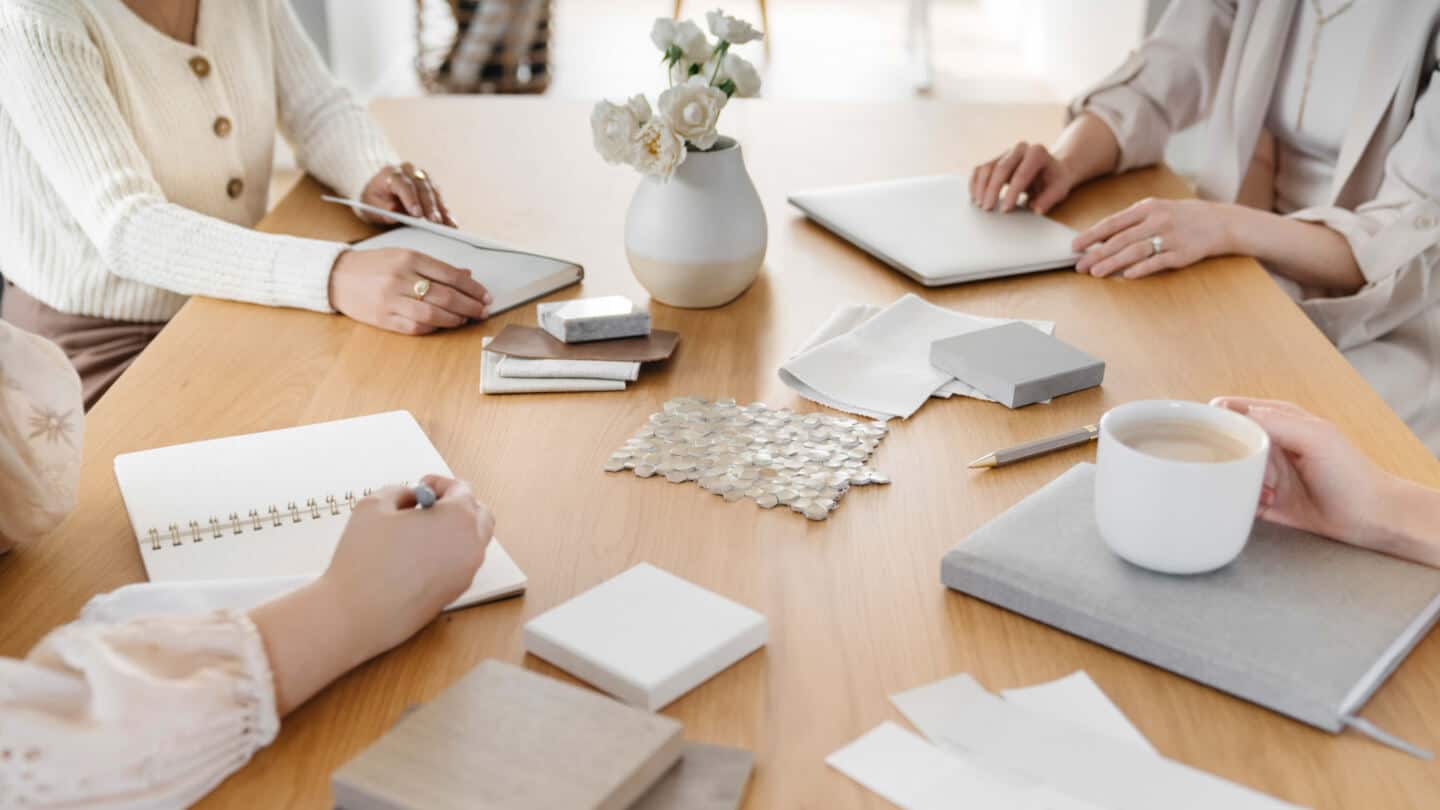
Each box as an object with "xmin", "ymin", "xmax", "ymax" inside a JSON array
[{"xmin": 1095, "ymin": 400, "xmax": 1270, "ymax": 575}]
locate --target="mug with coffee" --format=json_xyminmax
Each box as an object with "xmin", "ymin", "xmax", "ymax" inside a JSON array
[{"xmin": 1095, "ymin": 400, "xmax": 1270, "ymax": 574}]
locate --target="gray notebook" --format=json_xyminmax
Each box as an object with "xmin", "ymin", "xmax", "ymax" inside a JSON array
[
  {"xmin": 942, "ymin": 463, "xmax": 1440, "ymax": 749},
  {"xmin": 332, "ymin": 660, "xmax": 683, "ymax": 810}
]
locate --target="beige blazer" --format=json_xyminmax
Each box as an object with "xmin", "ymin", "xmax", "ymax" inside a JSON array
[{"xmin": 1071, "ymin": 0, "xmax": 1440, "ymax": 451}]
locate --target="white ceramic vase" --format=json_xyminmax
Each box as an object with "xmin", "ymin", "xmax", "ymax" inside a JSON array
[{"xmin": 625, "ymin": 136, "xmax": 767, "ymax": 308}]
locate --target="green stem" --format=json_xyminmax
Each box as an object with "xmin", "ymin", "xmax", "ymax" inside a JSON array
[{"xmin": 709, "ymin": 41, "xmax": 730, "ymax": 87}]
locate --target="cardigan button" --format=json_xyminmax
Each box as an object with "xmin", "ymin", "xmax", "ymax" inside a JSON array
[
  {"xmin": 226, "ymin": 178, "xmax": 245, "ymax": 199},
  {"xmin": 213, "ymin": 116, "xmax": 232, "ymax": 138},
  {"xmin": 189, "ymin": 56, "xmax": 211, "ymax": 78},
  {"xmin": 1415, "ymin": 215, "xmax": 1437, "ymax": 230}
]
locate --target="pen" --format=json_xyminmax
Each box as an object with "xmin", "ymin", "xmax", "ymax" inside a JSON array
[
  {"xmin": 413, "ymin": 482, "xmax": 438, "ymax": 509},
  {"xmin": 969, "ymin": 424, "xmax": 1099, "ymax": 468}
]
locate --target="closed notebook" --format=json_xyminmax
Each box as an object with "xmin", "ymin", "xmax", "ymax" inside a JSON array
[
  {"xmin": 326, "ymin": 196, "xmax": 583, "ymax": 316},
  {"xmin": 941, "ymin": 463, "xmax": 1440, "ymax": 749},
  {"xmin": 331, "ymin": 659, "xmax": 684, "ymax": 810},
  {"xmin": 523, "ymin": 563, "xmax": 768, "ymax": 711},
  {"xmin": 113, "ymin": 411, "xmax": 526, "ymax": 610}
]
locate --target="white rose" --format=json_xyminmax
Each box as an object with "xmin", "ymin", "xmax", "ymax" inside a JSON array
[
  {"xmin": 626, "ymin": 94, "xmax": 652, "ymax": 125},
  {"xmin": 629, "ymin": 118, "xmax": 687, "ymax": 181},
  {"xmin": 651, "ymin": 18, "xmax": 712, "ymax": 63},
  {"xmin": 719, "ymin": 52, "xmax": 761, "ymax": 97},
  {"xmin": 649, "ymin": 18, "xmax": 678, "ymax": 52},
  {"xmin": 590, "ymin": 99, "xmax": 641, "ymax": 165},
  {"xmin": 706, "ymin": 9, "xmax": 763, "ymax": 44},
  {"xmin": 658, "ymin": 77, "xmax": 727, "ymax": 150}
]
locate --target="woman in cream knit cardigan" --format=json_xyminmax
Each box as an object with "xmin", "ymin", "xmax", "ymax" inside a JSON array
[
  {"xmin": 973, "ymin": 0, "xmax": 1440, "ymax": 454},
  {"xmin": 0, "ymin": 0, "xmax": 493, "ymax": 407}
]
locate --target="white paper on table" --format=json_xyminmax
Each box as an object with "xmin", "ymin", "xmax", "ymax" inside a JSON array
[
  {"xmin": 778, "ymin": 295, "xmax": 1057, "ymax": 420},
  {"xmin": 496, "ymin": 354, "xmax": 640, "ymax": 382},
  {"xmin": 890, "ymin": 674, "xmax": 1303, "ymax": 810},
  {"xmin": 1000, "ymin": 672, "xmax": 1157, "ymax": 755},
  {"xmin": 481, "ymin": 338, "xmax": 626, "ymax": 394},
  {"xmin": 826, "ymin": 722, "xmax": 1032, "ymax": 808}
]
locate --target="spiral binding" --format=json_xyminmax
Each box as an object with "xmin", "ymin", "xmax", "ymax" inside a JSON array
[{"xmin": 142, "ymin": 484, "xmax": 412, "ymax": 551}]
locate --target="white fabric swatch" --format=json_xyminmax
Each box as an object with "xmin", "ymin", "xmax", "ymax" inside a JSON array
[
  {"xmin": 890, "ymin": 674, "xmax": 1301, "ymax": 810},
  {"xmin": 1001, "ymin": 672, "xmax": 1157, "ymax": 755},
  {"xmin": 779, "ymin": 295, "xmax": 1054, "ymax": 419},
  {"xmin": 481, "ymin": 338, "xmax": 626, "ymax": 394},
  {"xmin": 497, "ymin": 354, "xmax": 640, "ymax": 382},
  {"xmin": 826, "ymin": 722, "xmax": 1041, "ymax": 809}
]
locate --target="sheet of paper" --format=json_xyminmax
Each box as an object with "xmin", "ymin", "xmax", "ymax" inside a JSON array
[
  {"xmin": 1000, "ymin": 672, "xmax": 1157, "ymax": 754},
  {"xmin": 826, "ymin": 722, "xmax": 1032, "ymax": 808},
  {"xmin": 890, "ymin": 674, "xmax": 1303, "ymax": 810}
]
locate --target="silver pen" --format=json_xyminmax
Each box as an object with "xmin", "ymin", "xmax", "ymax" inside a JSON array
[{"xmin": 969, "ymin": 424, "xmax": 1099, "ymax": 468}]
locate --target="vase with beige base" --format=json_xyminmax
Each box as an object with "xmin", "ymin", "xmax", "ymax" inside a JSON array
[
  {"xmin": 624, "ymin": 137, "xmax": 766, "ymax": 308},
  {"xmin": 589, "ymin": 9, "xmax": 767, "ymax": 307}
]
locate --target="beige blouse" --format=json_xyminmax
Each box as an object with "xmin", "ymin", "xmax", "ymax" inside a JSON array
[
  {"xmin": 1073, "ymin": 0, "xmax": 1440, "ymax": 454},
  {"xmin": 0, "ymin": 318, "xmax": 279, "ymax": 807}
]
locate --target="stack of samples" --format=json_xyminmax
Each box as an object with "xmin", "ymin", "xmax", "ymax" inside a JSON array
[{"xmin": 481, "ymin": 296, "xmax": 679, "ymax": 394}]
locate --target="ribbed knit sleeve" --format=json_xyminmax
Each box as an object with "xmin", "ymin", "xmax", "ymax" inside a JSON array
[
  {"xmin": 271, "ymin": 0, "xmax": 398, "ymax": 200},
  {"xmin": 0, "ymin": 610, "xmax": 280, "ymax": 809},
  {"xmin": 0, "ymin": 7, "xmax": 341, "ymax": 314}
]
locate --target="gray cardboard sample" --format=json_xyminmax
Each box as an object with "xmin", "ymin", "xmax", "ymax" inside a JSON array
[
  {"xmin": 930, "ymin": 322, "xmax": 1104, "ymax": 408},
  {"xmin": 631, "ymin": 743, "xmax": 754, "ymax": 810}
]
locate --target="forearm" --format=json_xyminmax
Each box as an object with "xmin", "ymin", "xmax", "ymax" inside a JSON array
[
  {"xmin": 249, "ymin": 578, "xmax": 370, "ymax": 716},
  {"xmin": 1221, "ymin": 204, "xmax": 1364, "ymax": 293},
  {"xmin": 1053, "ymin": 113, "xmax": 1122, "ymax": 187},
  {"xmin": 1368, "ymin": 476, "xmax": 1440, "ymax": 568}
]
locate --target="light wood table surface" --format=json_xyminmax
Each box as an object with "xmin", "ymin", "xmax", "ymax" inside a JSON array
[{"xmin": 5, "ymin": 99, "xmax": 1438, "ymax": 808}]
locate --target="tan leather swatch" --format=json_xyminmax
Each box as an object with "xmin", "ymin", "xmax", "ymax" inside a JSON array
[{"xmin": 486, "ymin": 325, "xmax": 679, "ymax": 362}]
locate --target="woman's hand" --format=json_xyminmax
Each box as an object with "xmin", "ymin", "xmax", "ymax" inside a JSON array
[
  {"xmin": 1211, "ymin": 398, "xmax": 1440, "ymax": 567},
  {"xmin": 358, "ymin": 163, "xmax": 456, "ymax": 226},
  {"xmin": 328, "ymin": 248, "xmax": 492, "ymax": 335},
  {"xmin": 1074, "ymin": 198, "xmax": 1236, "ymax": 279},
  {"xmin": 970, "ymin": 142, "xmax": 1079, "ymax": 215},
  {"xmin": 321, "ymin": 477, "xmax": 494, "ymax": 662},
  {"xmin": 252, "ymin": 477, "xmax": 496, "ymax": 715}
]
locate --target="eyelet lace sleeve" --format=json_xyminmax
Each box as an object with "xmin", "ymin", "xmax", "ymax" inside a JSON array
[
  {"xmin": 0, "ymin": 320, "xmax": 83, "ymax": 552},
  {"xmin": 0, "ymin": 610, "xmax": 279, "ymax": 809}
]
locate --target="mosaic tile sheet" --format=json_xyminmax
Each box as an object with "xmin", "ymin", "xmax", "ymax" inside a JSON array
[{"xmin": 605, "ymin": 396, "xmax": 890, "ymax": 520}]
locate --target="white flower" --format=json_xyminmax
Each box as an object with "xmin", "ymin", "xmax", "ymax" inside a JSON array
[
  {"xmin": 650, "ymin": 18, "xmax": 712, "ymax": 63},
  {"xmin": 629, "ymin": 118, "xmax": 687, "ymax": 180},
  {"xmin": 669, "ymin": 58, "xmax": 705, "ymax": 86},
  {"xmin": 626, "ymin": 94, "xmax": 652, "ymax": 125},
  {"xmin": 706, "ymin": 9, "xmax": 763, "ymax": 44},
  {"xmin": 590, "ymin": 99, "xmax": 642, "ymax": 165},
  {"xmin": 718, "ymin": 52, "xmax": 761, "ymax": 97},
  {"xmin": 658, "ymin": 76, "xmax": 727, "ymax": 150}
]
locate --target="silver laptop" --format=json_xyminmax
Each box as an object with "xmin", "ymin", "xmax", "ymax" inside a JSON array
[{"xmin": 788, "ymin": 174, "xmax": 1080, "ymax": 286}]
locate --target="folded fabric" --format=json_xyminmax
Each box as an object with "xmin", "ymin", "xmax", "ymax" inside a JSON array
[
  {"xmin": 779, "ymin": 294, "xmax": 1054, "ymax": 419},
  {"xmin": 497, "ymin": 354, "xmax": 640, "ymax": 382},
  {"xmin": 482, "ymin": 337, "xmax": 626, "ymax": 394}
]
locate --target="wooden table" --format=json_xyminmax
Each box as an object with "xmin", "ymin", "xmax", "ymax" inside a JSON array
[{"xmin": 5, "ymin": 99, "xmax": 1438, "ymax": 808}]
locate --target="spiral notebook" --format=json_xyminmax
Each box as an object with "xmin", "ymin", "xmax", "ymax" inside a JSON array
[{"xmin": 113, "ymin": 411, "xmax": 526, "ymax": 609}]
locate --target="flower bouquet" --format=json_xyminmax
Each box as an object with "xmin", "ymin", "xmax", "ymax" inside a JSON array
[{"xmin": 591, "ymin": 9, "xmax": 765, "ymax": 181}]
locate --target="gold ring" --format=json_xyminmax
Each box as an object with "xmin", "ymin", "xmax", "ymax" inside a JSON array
[
  {"xmin": 412, "ymin": 168, "xmax": 428, "ymax": 182},
  {"xmin": 412, "ymin": 278, "xmax": 431, "ymax": 300}
]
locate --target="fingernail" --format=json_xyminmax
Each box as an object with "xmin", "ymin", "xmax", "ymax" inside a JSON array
[
  {"xmin": 479, "ymin": 308, "xmax": 490, "ymax": 319},
  {"xmin": 431, "ymin": 213, "xmax": 442, "ymax": 223},
  {"xmin": 482, "ymin": 293, "xmax": 493, "ymax": 305}
]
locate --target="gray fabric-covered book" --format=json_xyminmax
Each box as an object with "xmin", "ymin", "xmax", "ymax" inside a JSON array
[{"xmin": 942, "ymin": 463, "xmax": 1440, "ymax": 749}]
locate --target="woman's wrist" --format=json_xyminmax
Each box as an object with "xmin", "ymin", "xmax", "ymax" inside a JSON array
[
  {"xmin": 1053, "ymin": 113, "xmax": 1121, "ymax": 186},
  {"xmin": 1366, "ymin": 475, "xmax": 1440, "ymax": 567},
  {"xmin": 250, "ymin": 576, "xmax": 372, "ymax": 716}
]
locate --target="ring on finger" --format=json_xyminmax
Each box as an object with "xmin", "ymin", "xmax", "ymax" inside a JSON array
[
  {"xmin": 1150, "ymin": 235, "xmax": 1165, "ymax": 256},
  {"xmin": 411, "ymin": 167, "xmax": 429, "ymax": 182},
  {"xmin": 412, "ymin": 278, "xmax": 432, "ymax": 300}
]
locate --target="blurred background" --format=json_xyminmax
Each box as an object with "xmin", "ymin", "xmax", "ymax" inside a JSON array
[{"xmin": 276, "ymin": 0, "xmax": 1190, "ymax": 203}]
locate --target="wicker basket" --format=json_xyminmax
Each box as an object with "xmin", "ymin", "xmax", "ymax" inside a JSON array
[{"xmin": 416, "ymin": 0, "xmax": 553, "ymax": 94}]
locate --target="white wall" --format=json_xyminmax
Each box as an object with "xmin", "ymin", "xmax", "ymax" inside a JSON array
[
  {"xmin": 321, "ymin": 0, "xmax": 421, "ymax": 97},
  {"xmin": 982, "ymin": 0, "xmax": 1148, "ymax": 101}
]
